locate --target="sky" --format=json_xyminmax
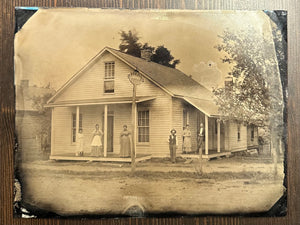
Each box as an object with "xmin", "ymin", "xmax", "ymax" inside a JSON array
[{"xmin": 14, "ymin": 9, "xmax": 273, "ymax": 90}]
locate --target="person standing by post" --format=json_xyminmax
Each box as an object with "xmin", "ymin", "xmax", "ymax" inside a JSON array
[
  {"xmin": 76, "ymin": 129, "xmax": 84, "ymax": 156},
  {"xmin": 182, "ymin": 124, "xmax": 192, "ymax": 153},
  {"xmin": 120, "ymin": 125, "xmax": 131, "ymax": 158},
  {"xmin": 197, "ymin": 123, "xmax": 205, "ymax": 154},
  {"xmin": 168, "ymin": 129, "xmax": 178, "ymax": 163}
]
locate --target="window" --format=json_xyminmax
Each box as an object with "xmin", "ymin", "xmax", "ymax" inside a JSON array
[
  {"xmin": 237, "ymin": 124, "xmax": 241, "ymax": 141},
  {"xmin": 251, "ymin": 126, "xmax": 255, "ymax": 141},
  {"xmin": 138, "ymin": 110, "xmax": 149, "ymax": 143},
  {"xmin": 104, "ymin": 62, "xmax": 115, "ymax": 93},
  {"xmin": 72, "ymin": 113, "xmax": 82, "ymax": 142},
  {"xmin": 215, "ymin": 120, "xmax": 218, "ymax": 134}
]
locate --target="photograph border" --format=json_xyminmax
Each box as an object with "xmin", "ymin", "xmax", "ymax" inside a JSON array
[{"xmin": 1, "ymin": 0, "xmax": 299, "ymax": 225}]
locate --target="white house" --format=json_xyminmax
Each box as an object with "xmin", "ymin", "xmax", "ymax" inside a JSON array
[{"xmin": 45, "ymin": 47, "xmax": 258, "ymax": 161}]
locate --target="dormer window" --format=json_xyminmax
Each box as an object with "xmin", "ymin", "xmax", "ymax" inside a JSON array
[{"xmin": 104, "ymin": 62, "xmax": 115, "ymax": 93}]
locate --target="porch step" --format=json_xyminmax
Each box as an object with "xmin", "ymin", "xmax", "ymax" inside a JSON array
[
  {"xmin": 180, "ymin": 152, "xmax": 232, "ymax": 161},
  {"xmin": 49, "ymin": 154, "xmax": 152, "ymax": 163}
]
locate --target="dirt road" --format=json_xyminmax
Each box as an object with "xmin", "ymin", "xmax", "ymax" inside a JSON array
[{"xmin": 20, "ymin": 159, "xmax": 285, "ymax": 216}]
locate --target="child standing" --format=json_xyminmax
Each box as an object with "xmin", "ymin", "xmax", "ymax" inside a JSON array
[{"xmin": 76, "ymin": 129, "xmax": 84, "ymax": 156}]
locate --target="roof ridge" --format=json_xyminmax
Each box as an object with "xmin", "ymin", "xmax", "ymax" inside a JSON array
[{"xmin": 107, "ymin": 47, "xmax": 211, "ymax": 91}]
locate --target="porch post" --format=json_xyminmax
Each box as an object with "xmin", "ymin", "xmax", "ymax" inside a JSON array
[
  {"xmin": 76, "ymin": 106, "xmax": 80, "ymax": 136},
  {"xmin": 205, "ymin": 115, "xmax": 209, "ymax": 155},
  {"xmin": 217, "ymin": 119, "xmax": 221, "ymax": 153},
  {"xmin": 104, "ymin": 104, "xmax": 108, "ymax": 157},
  {"xmin": 51, "ymin": 108, "xmax": 55, "ymax": 155},
  {"xmin": 134, "ymin": 105, "xmax": 137, "ymax": 157}
]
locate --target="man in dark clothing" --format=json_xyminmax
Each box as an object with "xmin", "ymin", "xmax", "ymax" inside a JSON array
[{"xmin": 168, "ymin": 129, "xmax": 178, "ymax": 163}]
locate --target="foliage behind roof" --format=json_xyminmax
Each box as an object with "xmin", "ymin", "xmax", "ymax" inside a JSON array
[{"xmin": 16, "ymin": 85, "xmax": 55, "ymax": 111}]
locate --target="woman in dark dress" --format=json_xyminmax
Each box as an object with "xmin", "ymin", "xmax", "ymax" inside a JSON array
[{"xmin": 119, "ymin": 125, "xmax": 131, "ymax": 157}]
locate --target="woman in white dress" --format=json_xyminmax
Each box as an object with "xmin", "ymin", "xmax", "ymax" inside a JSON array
[{"xmin": 91, "ymin": 124, "xmax": 103, "ymax": 157}]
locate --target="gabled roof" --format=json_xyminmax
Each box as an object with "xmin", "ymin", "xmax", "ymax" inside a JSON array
[
  {"xmin": 47, "ymin": 47, "xmax": 219, "ymax": 116},
  {"xmin": 107, "ymin": 47, "xmax": 213, "ymax": 101}
]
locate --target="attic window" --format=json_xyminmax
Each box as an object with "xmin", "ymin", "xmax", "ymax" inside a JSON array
[{"xmin": 104, "ymin": 62, "xmax": 115, "ymax": 93}]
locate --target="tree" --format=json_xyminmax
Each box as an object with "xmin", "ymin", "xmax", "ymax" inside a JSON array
[
  {"xmin": 31, "ymin": 92, "xmax": 53, "ymax": 115},
  {"xmin": 214, "ymin": 28, "xmax": 276, "ymax": 126},
  {"xmin": 151, "ymin": 45, "xmax": 180, "ymax": 68},
  {"xmin": 214, "ymin": 26, "xmax": 284, "ymax": 176},
  {"xmin": 141, "ymin": 43, "xmax": 155, "ymax": 52},
  {"xmin": 119, "ymin": 30, "xmax": 180, "ymax": 68},
  {"xmin": 213, "ymin": 74, "xmax": 270, "ymax": 126},
  {"xmin": 119, "ymin": 30, "xmax": 142, "ymax": 58},
  {"xmin": 31, "ymin": 92, "xmax": 54, "ymax": 152}
]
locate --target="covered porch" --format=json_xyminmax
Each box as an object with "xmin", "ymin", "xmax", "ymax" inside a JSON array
[
  {"xmin": 179, "ymin": 96, "xmax": 228, "ymax": 160},
  {"xmin": 46, "ymin": 96, "xmax": 155, "ymax": 160},
  {"xmin": 180, "ymin": 150, "xmax": 232, "ymax": 161}
]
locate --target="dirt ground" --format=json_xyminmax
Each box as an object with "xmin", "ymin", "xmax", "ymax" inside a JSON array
[{"xmin": 18, "ymin": 155, "xmax": 285, "ymax": 217}]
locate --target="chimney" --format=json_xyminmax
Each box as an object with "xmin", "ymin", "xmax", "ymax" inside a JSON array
[
  {"xmin": 224, "ymin": 76, "xmax": 233, "ymax": 90},
  {"xmin": 141, "ymin": 49, "xmax": 153, "ymax": 62},
  {"xmin": 20, "ymin": 80, "xmax": 29, "ymax": 87}
]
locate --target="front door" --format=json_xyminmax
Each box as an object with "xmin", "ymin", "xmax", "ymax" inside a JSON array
[{"xmin": 107, "ymin": 115, "xmax": 114, "ymax": 152}]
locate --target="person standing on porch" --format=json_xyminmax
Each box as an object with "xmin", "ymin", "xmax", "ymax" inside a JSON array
[
  {"xmin": 182, "ymin": 124, "xmax": 192, "ymax": 153},
  {"xmin": 168, "ymin": 129, "xmax": 178, "ymax": 163},
  {"xmin": 197, "ymin": 123, "xmax": 205, "ymax": 154},
  {"xmin": 91, "ymin": 124, "xmax": 103, "ymax": 157},
  {"xmin": 76, "ymin": 129, "xmax": 84, "ymax": 156},
  {"xmin": 119, "ymin": 125, "xmax": 131, "ymax": 158}
]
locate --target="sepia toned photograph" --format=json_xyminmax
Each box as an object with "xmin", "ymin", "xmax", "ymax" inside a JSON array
[{"xmin": 14, "ymin": 8, "xmax": 287, "ymax": 218}]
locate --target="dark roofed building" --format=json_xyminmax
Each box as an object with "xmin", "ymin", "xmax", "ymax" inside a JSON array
[
  {"xmin": 16, "ymin": 81, "xmax": 55, "ymax": 162},
  {"xmin": 45, "ymin": 47, "xmax": 258, "ymax": 161}
]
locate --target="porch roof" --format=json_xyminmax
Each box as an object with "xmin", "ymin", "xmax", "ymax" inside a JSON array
[
  {"xmin": 179, "ymin": 96, "xmax": 220, "ymax": 117},
  {"xmin": 45, "ymin": 96, "xmax": 155, "ymax": 107}
]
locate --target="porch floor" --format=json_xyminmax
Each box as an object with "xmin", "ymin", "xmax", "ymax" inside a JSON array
[
  {"xmin": 180, "ymin": 149, "xmax": 232, "ymax": 160},
  {"xmin": 50, "ymin": 153, "xmax": 152, "ymax": 163}
]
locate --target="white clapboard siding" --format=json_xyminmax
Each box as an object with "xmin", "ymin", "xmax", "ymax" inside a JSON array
[
  {"xmin": 52, "ymin": 107, "xmax": 74, "ymax": 155},
  {"xmin": 55, "ymin": 52, "xmax": 164, "ymax": 102},
  {"xmin": 224, "ymin": 121, "xmax": 248, "ymax": 151},
  {"xmin": 172, "ymin": 98, "xmax": 184, "ymax": 151},
  {"xmin": 137, "ymin": 93, "xmax": 172, "ymax": 157}
]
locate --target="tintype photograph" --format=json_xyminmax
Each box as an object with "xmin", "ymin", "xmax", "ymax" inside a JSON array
[{"xmin": 14, "ymin": 8, "xmax": 287, "ymax": 218}]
